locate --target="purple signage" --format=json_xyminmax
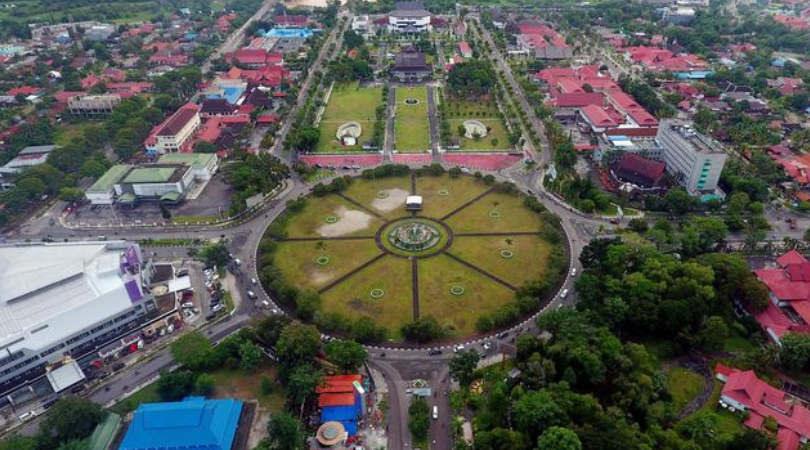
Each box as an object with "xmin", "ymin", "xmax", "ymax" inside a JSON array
[
  {"xmin": 124, "ymin": 245, "xmax": 140, "ymax": 268},
  {"xmin": 125, "ymin": 279, "xmax": 143, "ymax": 303}
]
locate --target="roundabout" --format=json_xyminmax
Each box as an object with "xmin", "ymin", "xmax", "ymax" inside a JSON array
[{"xmin": 257, "ymin": 172, "xmax": 567, "ymax": 343}]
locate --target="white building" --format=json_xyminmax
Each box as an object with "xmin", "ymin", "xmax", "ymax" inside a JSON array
[
  {"xmin": 0, "ymin": 145, "xmax": 58, "ymax": 189},
  {"xmin": 352, "ymin": 15, "xmax": 372, "ymax": 37},
  {"xmin": 144, "ymin": 103, "xmax": 202, "ymax": 154},
  {"xmin": 0, "ymin": 242, "xmax": 156, "ymax": 395},
  {"xmin": 656, "ymin": 120, "xmax": 727, "ymax": 198},
  {"xmin": 389, "ymin": 2, "xmax": 431, "ymax": 34}
]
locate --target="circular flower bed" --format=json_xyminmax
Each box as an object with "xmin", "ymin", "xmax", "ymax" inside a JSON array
[
  {"xmin": 370, "ymin": 288, "xmax": 385, "ymax": 299},
  {"xmin": 500, "ymin": 250, "xmax": 514, "ymax": 259},
  {"xmin": 315, "ymin": 256, "xmax": 331, "ymax": 266},
  {"xmin": 324, "ymin": 215, "xmax": 339, "ymax": 224},
  {"xmin": 450, "ymin": 285, "xmax": 465, "ymax": 296}
]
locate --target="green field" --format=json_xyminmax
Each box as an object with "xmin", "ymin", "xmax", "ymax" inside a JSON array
[
  {"xmin": 415, "ymin": 174, "xmax": 489, "ymax": 219},
  {"xmin": 450, "ymin": 235, "xmax": 551, "ymax": 288},
  {"xmin": 394, "ymin": 86, "xmax": 431, "ymax": 152},
  {"xmin": 320, "ymin": 255, "xmax": 413, "ymax": 340},
  {"xmin": 418, "ymin": 255, "xmax": 515, "ymax": 335},
  {"xmin": 342, "ymin": 175, "xmax": 412, "ymax": 219},
  {"xmin": 263, "ymin": 173, "xmax": 563, "ymax": 342},
  {"xmin": 274, "ymin": 239, "xmax": 383, "ymax": 291},
  {"xmin": 449, "ymin": 118, "xmax": 511, "ymax": 152},
  {"xmin": 666, "ymin": 368, "xmax": 705, "ymax": 413},
  {"xmin": 283, "ymin": 195, "xmax": 382, "ymax": 238},
  {"xmin": 446, "ymin": 192, "xmax": 543, "ymax": 233},
  {"xmin": 0, "ymin": 0, "xmax": 172, "ymax": 23},
  {"xmin": 317, "ymin": 82, "xmax": 382, "ymax": 153}
]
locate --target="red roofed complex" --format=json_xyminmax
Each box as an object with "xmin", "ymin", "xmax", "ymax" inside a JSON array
[
  {"xmin": 715, "ymin": 364, "xmax": 810, "ymax": 450},
  {"xmin": 580, "ymin": 104, "xmax": 617, "ymax": 132},
  {"xmin": 774, "ymin": 14, "xmax": 810, "ymax": 30},
  {"xmin": 457, "ymin": 41, "xmax": 472, "ymax": 58},
  {"xmin": 550, "ymin": 92, "xmax": 604, "ymax": 108},
  {"xmin": 226, "ymin": 49, "xmax": 284, "ymax": 69},
  {"xmin": 753, "ymin": 250, "xmax": 810, "ymax": 343},
  {"xmin": 273, "ymin": 14, "xmax": 308, "ymax": 28},
  {"xmin": 613, "ymin": 153, "xmax": 666, "ymax": 187}
]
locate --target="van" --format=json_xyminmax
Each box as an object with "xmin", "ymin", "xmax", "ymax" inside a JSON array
[
  {"xmin": 19, "ymin": 411, "xmax": 36, "ymax": 422},
  {"xmin": 432, "ymin": 405, "xmax": 438, "ymax": 420},
  {"xmin": 570, "ymin": 268, "xmax": 577, "ymax": 277},
  {"xmin": 560, "ymin": 289, "xmax": 569, "ymax": 299}
]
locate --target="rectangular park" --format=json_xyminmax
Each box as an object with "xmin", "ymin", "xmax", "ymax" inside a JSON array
[
  {"xmin": 393, "ymin": 85, "xmax": 431, "ymax": 153},
  {"xmin": 316, "ymin": 82, "xmax": 383, "ymax": 153}
]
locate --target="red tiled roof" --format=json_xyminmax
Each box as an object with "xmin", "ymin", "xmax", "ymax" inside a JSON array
[
  {"xmin": 8, "ymin": 86, "xmax": 43, "ymax": 96},
  {"xmin": 458, "ymin": 41, "xmax": 472, "ymax": 56},
  {"xmin": 581, "ymin": 105, "xmax": 617, "ymax": 128},
  {"xmin": 717, "ymin": 365, "xmax": 810, "ymax": 448},
  {"xmin": 273, "ymin": 15, "xmax": 307, "ymax": 26},
  {"xmin": 616, "ymin": 153, "xmax": 666, "ymax": 186},
  {"xmin": 316, "ymin": 375, "xmax": 362, "ymax": 394},
  {"xmin": 778, "ymin": 250, "xmax": 808, "ymax": 267},
  {"xmin": 604, "ymin": 127, "xmax": 659, "ymax": 137},
  {"xmin": 156, "ymin": 103, "xmax": 201, "ymax": 137},
  {"xmin": 318, "ymin": 393, "xmax": 356, "ymax": 408},
  {"xmin": 552, "ymin": 92, "xmax": 603, "ymax": 108}
]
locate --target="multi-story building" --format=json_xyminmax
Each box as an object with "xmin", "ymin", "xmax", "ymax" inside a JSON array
[
  {"xmin": 144, "ymin": 103, "xmax": 201, "ymax": 154},
  {"xmin": 389, "ymin": 2, "xmax": 432, "ymax": 34},
  {"xmin": 656, "ymin": 120, "xmax": 727, "ymax": 198},
  {"xmin": 0, "ymin": 242, "xmax": 156, "ymax": 395},
  {"xmin": 67, "ymin": 94, "xmax": 122, "ymax": 117}
]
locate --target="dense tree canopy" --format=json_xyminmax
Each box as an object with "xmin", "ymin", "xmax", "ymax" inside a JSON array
[{"xmin": 447, "ymin": 60, "xmax": 497, "ymax": 100}]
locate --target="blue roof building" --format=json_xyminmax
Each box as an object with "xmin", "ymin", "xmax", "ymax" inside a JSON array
[{"xmin": 120, "ymin": 397, "xmax": 243, "ymax": 450}]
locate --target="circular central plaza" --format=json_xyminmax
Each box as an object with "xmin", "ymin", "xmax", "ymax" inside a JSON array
[{"xmin": 258, "ymin": 172, "xmax": 566, "ymax": 343}]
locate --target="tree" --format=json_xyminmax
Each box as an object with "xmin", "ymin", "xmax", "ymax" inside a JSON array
[
  {"xmin": 170, "ymin": 331, "xmax": 216, "ymax": 371},
  {"xmin": 286, "ymin": 365, "xmax": 322, "ymax": 417},
  {"xmin": 780, "ymin": 333, "xmax": 810, "ymax": 370},
  {"xmin": 238, "ymin": 341, "xmax": 264, "ymax": 371},
  {"xmin": 408, "ymin": 397, "xmax": 430, "ymax": 442},
  {"xmin": 699, "ymin": 316, "xmax": 728, "ymax": 351},
  {"xmin": 194, "ymin": 373, "xmax": 215, "ymax": 396},
  {"xmin": 401, "ymin": 316, "xmax": 446, "ymax": 343},
  {"xmin": 58, "ymin": 187, "xmax": 85, "ymax": 202},
  {"xmin": 449, "ymin": 349, "xmax": 480, "ymax": 386},
  {"xmin": 741, "ymin": 278, "xmax": 769, "ymax": 312},
  {"xmin": 157, "ymin": 370, "xmax": 196, "ymax": 401},
  {"xmin": 199, "ymin": 242, "xmax": 230, "ymax": 267},
  {"xmin": 325, "ymin": 340, "xmax": 367, "ymax": 372},
  {"xmin": 664, "ymin": 187, "xmax": 693, "ymax": 214},
  {"xmin": 537, "ymin": 427, "xmax": 582, "ymax": 450},
  {"xmin": 512, "ymin": 390, "xmax": 567, "ymax": 441},
  {"xmin": 80, "ymin": 159, "xmax": 107, "ymax": 178},
  {"xmin": 265, "ymin": 412, "xmax": 304, "ymax": 450},
  {"xmin": 0, "ymin": 436, "xmax": 37, "ymax": 450},
  {"xmin": 193, "ymin": 141, "xmax": 217, "ymax": 153},
  {"xmin": 255, "ymin": 315, "xmax": 292, "ymax": 347},
  {"xmin": 276, "ymin": 323, "xmax": 322, "ymax": 369},
  {"xmin": 38, "ymin": 397, "xmax": 104, "ymax": 448}
]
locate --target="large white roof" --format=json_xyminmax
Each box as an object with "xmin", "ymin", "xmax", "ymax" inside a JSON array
[{"xmin": 0, "ymin": 243, "xmax": 139, "ymax": 353}]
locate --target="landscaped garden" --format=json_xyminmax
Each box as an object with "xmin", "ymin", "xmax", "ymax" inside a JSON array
[
  {"xmin": 394, "ymin": 86, "xmax": 431, "ymax": 153},
  {"xmin": 444, "ymin": 99, "xmax": 512, "ymax": 152},
  {"xmin": 257, "ymin": 165, "xmax": 567, "ymax": 343},
  {"xmin": 316, "ymin": 82, "xmax": 383, "ymax": 153}
]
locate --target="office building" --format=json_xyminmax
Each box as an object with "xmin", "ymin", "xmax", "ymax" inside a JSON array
[
  {"xmin": 144, "ymin": 103, "xmax": 202, "ymax": 154},
  {"xmin": 68, "ymin": 93, "xmax": 122, "ymax": 117},
  {"xmin": 656, "ymin": 120, "xmax": 727, "ymax": 198},
  {"xmin": 389, "ymin": 2, "xmax": 431, "ymax": 34}
]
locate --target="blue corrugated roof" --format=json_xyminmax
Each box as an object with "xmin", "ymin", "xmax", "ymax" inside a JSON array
[
  {"xmin": 120, "ymin": 397, "xmax": 243, "ymax": 450},
  {"xmin": 322, "ymin": 404, "xmax": 361, "ymax": 437}
]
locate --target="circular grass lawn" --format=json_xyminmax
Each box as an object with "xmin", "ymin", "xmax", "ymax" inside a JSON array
[{"xmin": 259, "ymin": 172, "xmax": 565, "ymax": 342}]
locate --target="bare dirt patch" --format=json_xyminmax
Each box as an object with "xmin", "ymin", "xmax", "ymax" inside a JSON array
[
  {"xmin": 371, "ymin": 188, "xmax": 409, "ymax": 212},
  {"xmin": 316, "ymin": 207, "xmax": 373, "ymax": 237}
]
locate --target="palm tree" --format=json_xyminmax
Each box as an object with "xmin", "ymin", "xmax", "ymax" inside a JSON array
[
  {"xmin": 504, "ymin": 238, "xmax": 513, "ymax": 247},
  {"xmin": 315, "ymin": 241, "xmax": 327, "ymax": 251}
]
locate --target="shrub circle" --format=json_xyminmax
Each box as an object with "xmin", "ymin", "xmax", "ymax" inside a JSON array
[
  {"xmin": 324, "ymin": 214, "xmax": 339, "ymax": 223},
  {"xmin": 500, "ymin": 249, "xmax": 514, "ymax": 259},
  {"xmin": 450, "ymin": 285, "xmax": 465, "ymax": 296},
  {"xmin": 376, "ymin": 191, "xmax": 389, "ymax": 199},
  {"xmin": 315, "ymin": 256, "xmax": 331, "ymax": 266},
  {"xmin": 370, "ymin": 288, "xmax": 385, "ymax": 299},
  {"xmin": 488, "ymin": 210, "xmax": 502, "ymax": 219},
  {"xmin": 437, "ymin": 189, "xmax": 450, "ymax": 196}
]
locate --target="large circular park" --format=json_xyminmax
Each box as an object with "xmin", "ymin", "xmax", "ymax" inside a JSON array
[{"xmin": 258, "ymin": 167, "xmax": 567, "ymax": 344}]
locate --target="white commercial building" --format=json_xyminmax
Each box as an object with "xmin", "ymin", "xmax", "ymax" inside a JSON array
[
  {"xmin": 144, "ymin": 103, "xmax": 202, "ymax": 154},
  {"xmin": 0, "ymin": 242, "xmax": 156, "ymax": 394},
  {"xmin": 389, "ymin": 2, "xmax": 431, "ymax": 34}
]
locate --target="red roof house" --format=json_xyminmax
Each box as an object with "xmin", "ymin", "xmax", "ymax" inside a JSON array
[
  {"xmin": 614, "ymin": 153, "xmax": 666, "ymax": 187},
  {"xmin": 753, "ymin": 250, "xmax": 810, "ymax": 342},
  {"xmin": 273, "ymin": 15, "xmax": 308, "ymax": 28},
  {"xmin": 580, "ymin": 105, "xmax": 617, "ymax": 132},
  {"xmin": 550, "ymin": 92, "xmax": 604, "ymax": 108},
  {"xmin": 715, "ymin": 364, "xmax": 810, "ymax": 450},
  {"xmin": 226, "ymin": 49, "xmax": 283, "ymax": 69},
  {"xmin": 457, "ymin": 41, "xmax": 473, "ymax": 58}
]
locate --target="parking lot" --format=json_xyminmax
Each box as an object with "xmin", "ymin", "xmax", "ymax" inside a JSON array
[{"xmin": 65, "ymin": 174, "xmax": 233, "ymax": 227}]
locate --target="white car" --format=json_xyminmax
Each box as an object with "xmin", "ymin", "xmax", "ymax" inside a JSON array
[
  {"xmin": 570, "ymin": 268, "xmax": 577, "ymax": 277},
  {"xmin": 19, "ymin": 411, "xmax": 36, "ymax": 422},
  {"xmin": 212, "ymin": 304, "xmax": 225, "ymax": 313},
  {"xmin": 482, "ymin": 342, "xmax": 492, "ymax": 351},
  {"xmin": 560, "ymin": 289, "xmax": 569, "ymax": 299},
  {"xmin": 453, "ymin": 344, "xmax": 464, "ymax": 353}
]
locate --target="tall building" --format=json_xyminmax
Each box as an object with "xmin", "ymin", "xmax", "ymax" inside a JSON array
[
  {"xmin": 0, "ymin": 242, "xmax": 156, "ymax": 395},
  {"xmin": 67, "ymin": 93, "xmax": 122, "ymax": 117},
  {"xmin": 656, "ymin": 120, "xmax": 727, "ymax": 198}
]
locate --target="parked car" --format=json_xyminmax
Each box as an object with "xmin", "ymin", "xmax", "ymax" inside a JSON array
[
  {"xmin": 212, "ymin": 304, "xmax": 225, "ymax": 313},
  {"xmin": 497, "ymin": 331, "xmax": 509, "ymax": 339},
  {"xmin": 453, "ymin": 344, "xmax": 464, "ymax": 353},
  {"xmin": 177, "ymin": 268, "xmax": 189, "ymax": 277},
  {"xmin": 19, "ymin": 411, "xmax": 37, "ymax": 422},
  {"xmin": 482, "ymin": 342, "xmax": 492, "ymax": 351},
  {"xmin": 560, "ymin": 288, "xmax": 569, "ymax": 299},
  {"xmin": 246, "ymin": 290, "xmax": 257, "ymax": 299},
  {"xmin": 112, "ymin": 362, "xmax": 126, "ymax": 371},
  {"xmin": 42, "ymin": 398, "xmax": 59, "ymax": 409},
  {"xmin": 181, "ymin": 302, "xmax": 194, "ymax": 309},
  {"xmin": 428, "ymin": 349, "xmax": 442, "ymax": 356}
]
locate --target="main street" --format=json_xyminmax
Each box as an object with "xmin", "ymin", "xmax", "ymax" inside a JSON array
[{"xmin": 201, "ymin": 0, "xmax": 279, "ymax": 73}]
